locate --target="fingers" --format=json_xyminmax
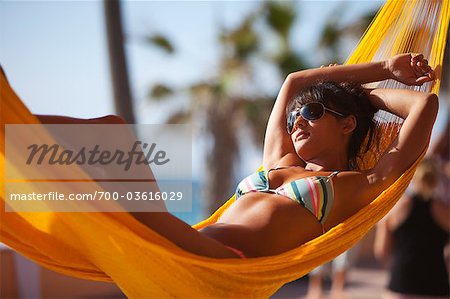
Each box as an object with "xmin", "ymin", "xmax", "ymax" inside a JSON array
[
  {"xmin": 411, "ymin": 53, "xmax": 424, "ymax": 63},
  {"xmin": 415, "ymin": 76, "xmax": 433, "ymax": 85},
  {"xmin": 417, "ymin": 61, "xmax": 430, "ymax": 72},
  {"xmin": 411, "ymin": 63, "xmax": 424, "ymax": 78},
  {"xmin": 410, "ymin": 53, "xmax": 434, "ymax": 82},
  {"xmin": 427, "ymin": 69, "xmax": 435, "ymax": 80}
]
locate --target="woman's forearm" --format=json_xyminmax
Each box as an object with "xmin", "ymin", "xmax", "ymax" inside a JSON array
[
  {"xmin": 279, "ymin": 54, "xmax": 433, "ymax": 109},
  {"xmin": 285, "ymin": 61, "xmax": 390, "ymax": 91},
  {"xmin": 278, "ymin": 61, "xmax": 390, "ymax": 107}
]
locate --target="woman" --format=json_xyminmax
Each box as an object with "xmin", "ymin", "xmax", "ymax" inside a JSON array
[
  {"xmin": 37, "ymin": 53, "xmax": 438, "ymax": 259},
  {"xmin": 374, "ymin": 158, "xmax": 449, "ymax": 298}
]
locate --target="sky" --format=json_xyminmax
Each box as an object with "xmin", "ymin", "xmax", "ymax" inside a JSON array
[
  {"xmin": 0, "ymin": 0, "xmax": 384, "ymax": 173},
  {"xmin": 1, "ymin": 1, "xmax": 383, "ymax": 116},
  {"xmin": 1, "ymin": 0, "xmax": 447, "ymax": 182}
]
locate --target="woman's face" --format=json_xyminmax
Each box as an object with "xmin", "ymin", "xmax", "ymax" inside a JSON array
[{"xmin": 289, "ymin": 109, "xmax": 348, "ymax": 162}]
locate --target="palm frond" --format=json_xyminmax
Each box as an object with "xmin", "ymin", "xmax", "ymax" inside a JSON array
[
  {"xmin": 147, "ymin": 34, "xmax": 175, "ymax": 54},
  {"xmin": 264, "ymin": 1, "xmax": 296, "ymax": 39},
  {"xmin": 148, "ymin": 84, "xmax": 173, "ymax": 100},
  {"xmin": 165, "ymin": 110, "xmax": 192, "ymax": 124}
]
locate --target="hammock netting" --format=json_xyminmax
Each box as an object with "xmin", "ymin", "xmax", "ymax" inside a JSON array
[{"xmin": 0, "ymin": 0, "xmax": 449, "ymax": 297}]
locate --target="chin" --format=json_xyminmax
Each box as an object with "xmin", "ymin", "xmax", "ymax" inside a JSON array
[{"xmin": 294, "ymin": 143, "xmax": 316, "ymax": 161}]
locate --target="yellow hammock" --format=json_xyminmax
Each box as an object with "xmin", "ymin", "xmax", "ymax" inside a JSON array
[{"xmin": 0, "ymin": 0, "xmax": 449, "ymax": 297}]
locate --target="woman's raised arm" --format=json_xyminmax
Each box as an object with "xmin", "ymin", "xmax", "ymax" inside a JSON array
[
  {"xmin": 263, "ymin": 53, "xmax": 434, "ymax": 170},
  {"xmin": 263, "ymin": 61, "xmax": 388, "ymax": 170},
  {"xmin": 366, "ymin": 88, "xmax": 438, "ymax": 191}
]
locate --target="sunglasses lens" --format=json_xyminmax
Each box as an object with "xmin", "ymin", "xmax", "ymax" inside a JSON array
[
  {"xmin": 287, "ymin": 111, "xmax": 299, "ymax": 134},
  {"xmin": 300, "ymin": 103, "xmax": 324, "ymax": 121},
  {"xmin": 287, "ymin": 103, "xmax": 327, "ymax": 134}
]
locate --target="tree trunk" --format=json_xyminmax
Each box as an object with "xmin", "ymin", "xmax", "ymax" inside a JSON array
[
  {"xmin": 104, "ymin": 0, "xmax": 135, "ymax": 123},
  {"xmin": 203, "ymin": 103, "xmax": 238, "ymax": 214}
]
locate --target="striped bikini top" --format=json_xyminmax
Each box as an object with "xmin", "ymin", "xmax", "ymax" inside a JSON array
[{"xmin": 235, "ymin": 166, "xmax": 339, "ymax": 225}]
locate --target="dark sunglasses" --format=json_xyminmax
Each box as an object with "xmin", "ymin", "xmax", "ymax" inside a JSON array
[{"xmin": 287, "ymin": 102, "xmax": 347, "ymax": 134}]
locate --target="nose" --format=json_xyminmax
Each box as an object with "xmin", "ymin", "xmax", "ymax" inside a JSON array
[{"xmin": 292, "ymin": 115, "xmax": 307, "ymax": 132}]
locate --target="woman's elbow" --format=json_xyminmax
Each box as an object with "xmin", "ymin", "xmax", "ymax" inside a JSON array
[
  {"xmin": 425, "ymin": 93, "xmax": 439, "ymax": 118},
  {"xmin": 413, "ymin": 93, "xmax": 439, "ymax": 123}
]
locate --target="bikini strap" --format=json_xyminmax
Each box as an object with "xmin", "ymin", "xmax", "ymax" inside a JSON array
[
  {"xmin": 268, "ymin": 167, "xmax": 340, "ymax": 178},
  {"xmin": 267, "ymin": 165, "xmax": 303, "ymax": 173},
  {"xmin": 266, "ymin": 165, "xmax": 304, "ymax": 183},
  {"xmin": 329, "ymin": 171, "xmax": 340, "ymax": 178}
]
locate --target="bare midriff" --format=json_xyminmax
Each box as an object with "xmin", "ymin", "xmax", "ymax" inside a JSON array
[{"xmin": 199, "ymin": 192, "xmax": 324, "ymax": 258}]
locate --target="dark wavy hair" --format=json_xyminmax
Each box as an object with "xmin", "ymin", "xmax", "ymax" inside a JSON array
[{"xmin": 286, "ymin": 81, "xmax": 378, "ymax": 169}]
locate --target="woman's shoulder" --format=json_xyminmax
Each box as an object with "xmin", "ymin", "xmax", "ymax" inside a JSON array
[
  {"xmin": 331, "ymin": 169, "xmax": 371, "ymax": 189},
  {"xmin": 347, "ymin": 167, "xmax": 408, "ymax": 204},
  {"xmin": 328, "ymin": 170, "xmax": 379, "ymax": 219},
  {"xmin": 330, "ymin": 170, "xmax": 415, "ymax": 222}
]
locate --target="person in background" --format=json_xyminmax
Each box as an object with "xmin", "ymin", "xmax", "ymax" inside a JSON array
[
  {"xmin": 306, "ymin": 247, "xmax": 358, "ymax": 299},
  {"xmin": 430, "ymin": 118, "xmax": 450, "ymax": 278},
  {"xmin": 374, "ymin": 157, "xmax": 449, "ymax": 299},
  {"xmin": 430, "ymin": 118, "xmax": 449, "ymax": 202}
]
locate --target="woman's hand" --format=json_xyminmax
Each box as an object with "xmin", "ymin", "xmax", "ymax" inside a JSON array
[{"xmin": 387, "ymin": 53, "xmax": 434, "ymax": 86}]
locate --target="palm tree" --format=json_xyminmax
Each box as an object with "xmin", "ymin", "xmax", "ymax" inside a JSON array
[
  {"xmin": 104, "ymin": 0, "xmax": 135, "ymax": 123},
  {"xmin": 147, "ymin": 1, "xmax": 308, "ymax": 214},
  {"xmin": 145, "ymin": 1, "xmax": 380, "ymax": 215},
  {"xmin": 318, "ymin": 4, "xmax": 378, "ymax": 64}
]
